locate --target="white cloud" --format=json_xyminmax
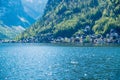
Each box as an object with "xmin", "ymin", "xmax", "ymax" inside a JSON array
[{"xmin": 17, "ymin": 15, "xmax": 30, "ymax": 24}]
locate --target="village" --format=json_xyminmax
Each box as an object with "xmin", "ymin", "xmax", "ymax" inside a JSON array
[
  {"xmin": 50, "ymin": 28, "xmax": 120, "ymax": 44},
  {"xmin": 14, "ymin": 26, "xmax": 120, "ymax": 45},
  {"xmin": 0, "ymin": 26, "xmax": 120, "ymax": 45}
]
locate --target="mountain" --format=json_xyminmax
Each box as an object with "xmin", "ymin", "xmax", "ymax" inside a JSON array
[
  {"xmin": 0, "ymin": 0, "xmax": 35, "ymax": 39},
  {"xmin": 21, "ymin": 0, "xmax": 48, "ymax": 19},
  {"xmin": 17, "ymin": 0, "xmax": 120, "ymax": 42}
]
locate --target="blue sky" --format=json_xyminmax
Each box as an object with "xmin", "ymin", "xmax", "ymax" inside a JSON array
[{"xmin": 21, "ymin": 0, "xmax": 48, "ymax": 19}]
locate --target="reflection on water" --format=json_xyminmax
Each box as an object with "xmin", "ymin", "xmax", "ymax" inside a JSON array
[{"xmin": 0, "ymin": 43, "xmax": 120, "ymax": 80}]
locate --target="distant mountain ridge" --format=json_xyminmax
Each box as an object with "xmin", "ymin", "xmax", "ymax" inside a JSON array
[
  {"xmin": 0, "ymin": 0, "xmax": 34, "ymax": 27},
  {"xmin": 0, "ymin": 0, "xmax": 35, "ymax": 39}
]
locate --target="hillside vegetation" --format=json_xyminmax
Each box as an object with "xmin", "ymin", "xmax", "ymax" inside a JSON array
[{"xmin": 17, "ymin": 0, "xmax": 120, "ymax": 42}]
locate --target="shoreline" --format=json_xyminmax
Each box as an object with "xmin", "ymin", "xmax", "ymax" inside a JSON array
[{"xmin": 1, "ymin": 42, "xmax": 120, "ymax": 47}]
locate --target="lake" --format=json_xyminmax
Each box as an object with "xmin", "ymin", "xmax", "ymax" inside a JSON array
[{"xmin": 0, "ymin": 43, "xmax": 120, "ymax": 80}]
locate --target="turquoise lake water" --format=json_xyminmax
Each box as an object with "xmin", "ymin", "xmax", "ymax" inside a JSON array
[{"xmin": 0, "ymin": 43, "xmax": 120, "ymax": 80}]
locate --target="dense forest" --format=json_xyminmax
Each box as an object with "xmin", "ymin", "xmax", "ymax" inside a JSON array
[{"xmin": 17, "ymin": 0, "xmax": 120, "ymax": 43}]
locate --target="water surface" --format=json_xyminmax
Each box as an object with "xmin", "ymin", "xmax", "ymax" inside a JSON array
[{"xmin": 0, "ymin": 43, "xmax": 120, "ymax": 80}]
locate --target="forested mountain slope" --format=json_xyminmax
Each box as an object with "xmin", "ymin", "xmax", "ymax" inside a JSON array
[{"xmin": 17, "ymin": 0, "xmax": 120, "ymax": 42}]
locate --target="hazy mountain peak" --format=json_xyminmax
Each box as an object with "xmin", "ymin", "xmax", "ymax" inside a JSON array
[{"xmin": 0, "ymin": 0, "xmax": 35, "ymax": 39}]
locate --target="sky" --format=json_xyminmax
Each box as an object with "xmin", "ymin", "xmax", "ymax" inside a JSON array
[
  {"xmin": 26, "ymin": 0, "xmax": 33, "ymax": 3},
  {"xmin": 21, "ymin": 0, "xmax": 48, "ymax": 19},
  {"xmin": 25, "ymin": 0, "xmax": 42, "ymax": 4}
]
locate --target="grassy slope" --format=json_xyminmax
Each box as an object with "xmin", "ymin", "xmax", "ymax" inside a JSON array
[{"xmin": 0, "ymin": 24, "xmax": 25, "ymax": 40}]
